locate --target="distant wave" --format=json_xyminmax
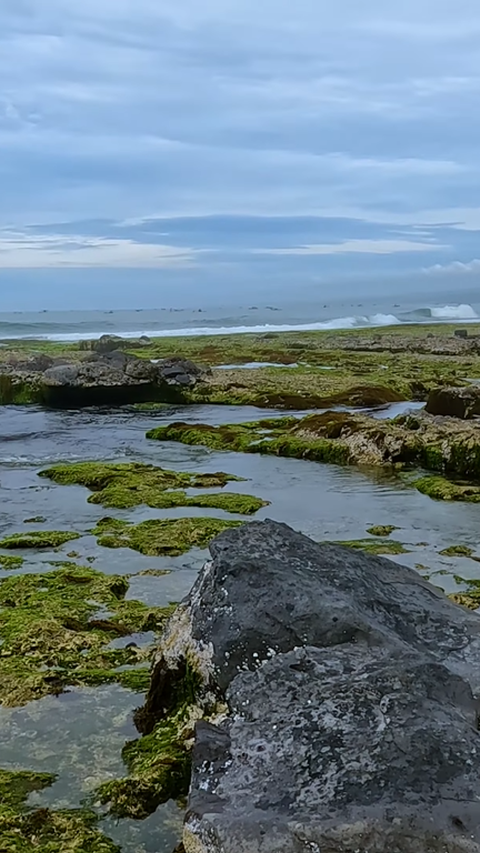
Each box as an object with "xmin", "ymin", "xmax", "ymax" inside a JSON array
[
  {"xmin": 0, "ymin": 305, "xmax": 477, "ymax": 341},
  {"xmin": 405, "ymin": 304, "xmax": 478, "ymax": 321}
]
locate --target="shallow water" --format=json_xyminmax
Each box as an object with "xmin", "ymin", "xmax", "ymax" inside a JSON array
[{"xmin": 1, "ymin": 401, "xmax": 480, "ymax": 850}]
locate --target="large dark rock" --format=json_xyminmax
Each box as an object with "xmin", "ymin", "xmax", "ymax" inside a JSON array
[
  {"xmin": 145, "ymin": 520, "xmax": 480, "ymax": 853},
  {"xmin": 426, "ymin": 386, "xmax": 480, "ymax": 419},
  {"xmin": 79, "ymin": 334, "xmax": 152, "ymax": 354},
  {"xmin": 39, "ymin": 352, "xmax": 204, "ymax": 406},
  {"xmin": 0, "ymin": 350, "xmax": 206, "ymax": 407}
]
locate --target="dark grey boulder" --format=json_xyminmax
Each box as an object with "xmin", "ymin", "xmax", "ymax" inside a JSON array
[
  {"xmin": 426, "ymin": 386, "xmax": 480, "ymax": 419},
  {"xmin": 79, "ymin": 334, "xmax": 152, "ymax": 354},
  {"xmin": 144, "ymin": 520, "xmax": 480, "ymax": 853},
  {"xmin": 39, "ymin": 352, "xmax": 204, "ymax": 406}
]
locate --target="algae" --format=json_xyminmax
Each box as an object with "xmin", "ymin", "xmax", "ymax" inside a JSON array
[
  {"xmin": 439, "ymin": 545, "xmax": 474, "ymax": 558},
  {"xmin": 0, "ymin": 564, "xmax": 173, "ymax": 706},
  {"xmin": 0, "ymin": 531, "xmax": 81, "ymax": 550},
  {"xmin": 0, "ymin": 768, "xmax": 120, "ymax": 852},
  {"xmin": 23, "ymin": 516, "xmax": 46, "ymax": 524},
  {"xmin": 97, "ymin": 660, "xmax": 204, "ymax": 819},
  {"xmin": 39, "ymin": 461, "xmax": 266, "ymax": 514},
  {"xmin": 334, "ymin": 539, "xmax": 410, "ymax": 555},
  {"xmin": 0, "ymin": 555, "xmax": 24, "ymax": 570},
  {"xmin": 93, "ymin": 516, "xmax": 242, "ymax": 557},
  {"xmin": 415, "ymin": 476, "xmax": 480, "ymax": 503},
  {"xmin": 366, "ymin": 525, "xmax": 399, "ymax": 537}
]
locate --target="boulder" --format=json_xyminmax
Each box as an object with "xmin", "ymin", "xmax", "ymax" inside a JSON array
[
  {"xmin": 143, "ymin": 520, "xmax": 480, "ymax": 853},
  {"xmin": 426, "ymin": 386, "xmax": 480, "ymax": 419},
  {"xmin": 79, "ymin": 334, "xmax": 152, "ymax": 354},
  {"xmin": 0, "ymin": 350, "xmax": 206, "ymax": 406},
  {"xmin": 454, "ymin": 329, "xmax": 469, "ymax": 339}
]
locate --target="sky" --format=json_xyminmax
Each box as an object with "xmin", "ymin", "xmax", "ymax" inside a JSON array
[{"xmin": 1, "ymin": 0, "xmax": 480, "ymax": 310}]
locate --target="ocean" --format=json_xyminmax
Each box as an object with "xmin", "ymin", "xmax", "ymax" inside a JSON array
[{"xmin": 0, "ymin": 296, "xmax": 479, "ymax": 341}]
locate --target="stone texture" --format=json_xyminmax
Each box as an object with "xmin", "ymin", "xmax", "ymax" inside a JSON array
[
  {"xmin": 426, "ymin": 386, "xmax": 480, "ymax": 419},
  {"xmin": 145, "ymin": 520, "xmax": 480, "ymax": 853}
]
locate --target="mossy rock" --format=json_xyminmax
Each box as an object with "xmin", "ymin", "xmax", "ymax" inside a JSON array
[
  {"xmin": 439, "ymin": 545, "xmax": 474, "ymax": 558},
  {"xmin": 93, "ymin": 516, "xmax": 242, "ymax": 557},
  {"xmin": 366, "ymin": 525, "xmax": 399, "ymax": 538},
  {"xmin": 0, "ymin": 531, "xmax": 81, "ymax": 550},
  {"xmin": 39, "ymin": 461, "xmax": 266, "ymax": 514},
  {"xmin": 0, "ymin": 564, "xmax": 173, "ymax": 706},
  {"xmin": 334, "ymin": 538, "xmax": 410, "ymax": 556},
  {"xmin": 97, "ymin": 658, "xmax": 205, "ymax": 820},
  {"xmin": 0, "ymin": 768, "xmax": 120, "ymax": 852},
  {"xmin": 415, "ymin": 476, "xmax": 480, "ymax": 503}
]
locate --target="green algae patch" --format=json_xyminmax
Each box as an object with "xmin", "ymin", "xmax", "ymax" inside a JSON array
[
  {"xmin": 449, "ymin": 578, "xmax": 480, "ymax": 610},
  {"xmin": 23, "ymin": 516, "xmax": 46, "ymax": 524},
  {"xmin": 0, "ymin": 564, "xmax": 173, "ymax": 707},
  {"xmin": 334, "ymin": 539, "xmax": 410, "ymax": 556},
  {"xmin": 415, "ymin": 476, "xmax": 480, "ymax": 503},
  {"xmin": 439, "ymin": 545, "xmax": 474, "ymax": 558},
  {"xmin": 38, "ymin": 461, "xmax": 264, "ymax": 514},
  {"xmin": 0, "ymin": 768, "xmax": 120, "ymax": 853},
  {"xmin": 0, "ymin": 531, "xmax": 81, "ymax": 550},
  {"xmin": 97, "ymin": 655, "xmax": 206, "ymax": 820},
  {"xmin": 366, "ymin": 525, "xmax": 399, "ymax": 537},
  {"xmin": 93, "ymin": 516, "xmax": 242, "ymax": 557},
  {"xmin": 0, "ymin": 555, "xmax": 24, "ymax": 570}
]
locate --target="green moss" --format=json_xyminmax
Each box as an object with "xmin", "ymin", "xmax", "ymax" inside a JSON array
[
  {"xmin": 93, "ymin": 516, "xmax": 241, "ymax": 556},
  {"xmin": 0, "ymin": 768, "xmax": 120, "ymax": 852},
  {"xmin": 0, "ymin": 531, "xmax": 81, "ymax": 550},
  {"xmin": 97, "ymin": 659, "xmax": 204, "ymax": 819},
  {"xmin": 334, "ymin": 538, "xmax": 410, "ymax": 555},
  {"xmin": 0, "ymin": 564, "xmax": 173, "ymax": 706},
  {"xmin": 0, "ymin": 376, "xmax": 41, "ymax": 405},
  {"xmin": 366, "ymin": 525, "xmax": 399, "ymax": 537},
  {"xmin": 0, "ymin": 555, "xmax": 24, "ymax": 570},
  {"xmin": 439, "ymin": 545, "xmax": 474, "ymax": 558},
  {"xmin": 39, "ymin": 461, "xmax": 263, "ymax": 514},
  {"xmin": 415, "ymin": 476, "xmax": 480, "ymax": 502}
]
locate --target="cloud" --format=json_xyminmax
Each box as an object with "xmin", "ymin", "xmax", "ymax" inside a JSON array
[
  {"xmin": 0, "ymin": 230, "xmax": 199, "ymax": 268},
  {"xmin": 1, "ymin": 0, "xmax": 480, "ymax": 300},
  {"xmin": 252, "ymin": 239, "xmax": 444, "ymax": 256},
  {"xmin": 423, "ymin": 258, "xmax": 480, "ymax": 275}
]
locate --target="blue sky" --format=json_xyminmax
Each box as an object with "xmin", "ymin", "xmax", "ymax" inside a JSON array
[{"xmin": 1, "ymin": 0, "xmax": 480, "ymax": 309}]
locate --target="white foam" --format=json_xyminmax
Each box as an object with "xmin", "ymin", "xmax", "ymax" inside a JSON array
[
  {"xmin": 3, "ymin": 314, "xmax": 406, "ymax": 342},
  {"xmin": 430, "ymin": 304, "xmax": 478, "ymax": 320}
]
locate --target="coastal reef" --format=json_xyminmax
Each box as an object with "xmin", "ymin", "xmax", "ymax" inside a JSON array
[
  {"xmin": 0, "ymin": 563, "xmax": 173, "ymax": 707},
  {"xmin": 40, "ymin": 461, "xmax": 268, "ymax": 514},
  {"xmin": 147, "ymin": 409, "xmax": 480, "ymax": 487},
  {"xmin": 128, "ymin": 520, "xmax": 480, "ymax": 852},
  {"xmin": 0, "ymin": 768, "xmax": 120, "ymax": 853},
  {"xmin": 3, "ymin": 324, "xmax": 480, "ymax": 409}
]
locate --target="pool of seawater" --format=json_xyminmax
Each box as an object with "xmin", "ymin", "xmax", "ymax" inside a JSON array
[{"xmin": 1, "ymin": 401, "xmax": 479, "ymax": 851}]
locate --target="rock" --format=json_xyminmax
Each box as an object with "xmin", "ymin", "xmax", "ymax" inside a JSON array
[
  {"xmin": 426, "ymin": 386, "xmax": 480, "ymax": 418},
  {"xmin": 79, "ymin": 334, "xmax": 152, "ymax": 354},
  {"xmin": 144, "ymin": 520, "xmax": 480, "ymax": 853},
  {"xmin": 454, "ymin": 329, "xmax": 469, "ymax": 339},
  {"xmin": 0, "ymin": 351, "xmax": 206, "ymax": 407}
]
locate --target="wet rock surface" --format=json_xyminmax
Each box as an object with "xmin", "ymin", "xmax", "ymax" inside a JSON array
[
  {"xmin": 0, "ymin": 351, "xmax": 206, "ymax": 406},
  {"xmin": 146, "ymin": 520, "xmax": 480, "ymax": 853},
  {"xmin": 426, "ymin": 385, "xmax": 480, "ymax": 419}
]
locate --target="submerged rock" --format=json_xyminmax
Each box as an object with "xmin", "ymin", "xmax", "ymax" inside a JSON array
[
  {"xmin": 426, "ymin": 385, "xmax": 480, "ymax": 419},
  {"xmin": 142, "ymin": 520, "xmax": 480, "ymax": 853}
]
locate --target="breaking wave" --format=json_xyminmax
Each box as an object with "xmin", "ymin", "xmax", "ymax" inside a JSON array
[{"xmin": 0, "ymin": 305, "xmax": 477, "ymax": 341}]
